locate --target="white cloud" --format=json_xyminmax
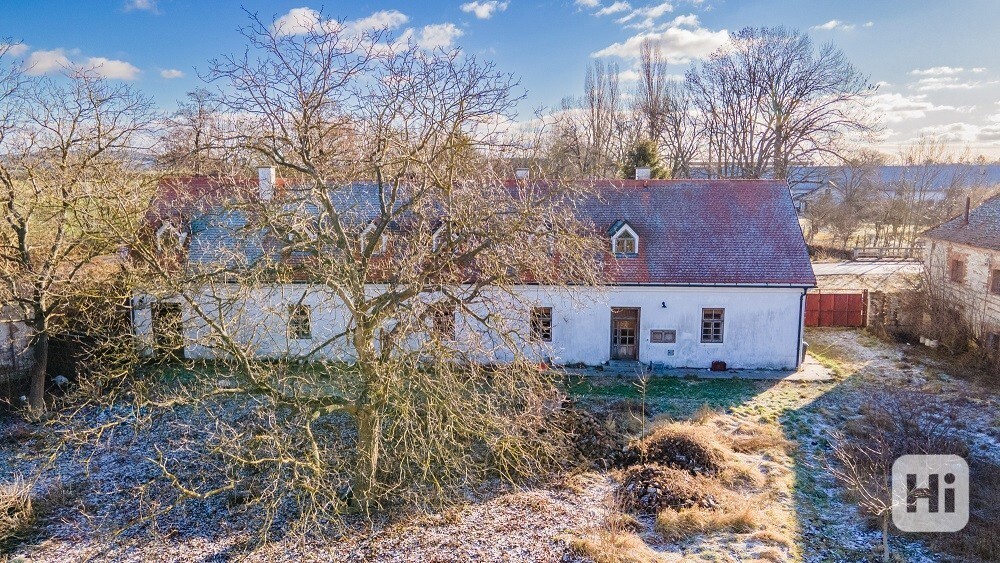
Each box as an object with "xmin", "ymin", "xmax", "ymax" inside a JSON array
[
  {"xmin": 868, "ymin": 92, "xmax": 961, "ymax": 123},
  {"xmin": 0, "ymin": 43, "xmax": 29, "ymax": 57},
  {"xmin": 863, "ymin": 21, "xmax": 874, "ymax": 27},
  {"xmin": 912, "ymin": 76, "xmax": 994, "ymax": 91},
  {"xmin": 592, "ymin": 16, "xmax": 727, "ymax": 62},
  {"xmin": 124, "ymin": 0, "xmax": 158, "ymax": 12},
  {"xmin": 616, "ymin": 1, "xmax": 674, "ymax": 30},
  {"xmin": 160, "ymin": 69, "xmax": 184, "ymax": 79},
  {"xmin": 575, "ymin": 0, "xmax": 601, "ymax": 6},
  {"xmin": 596, "ymin": 1, "xmax": 631, "ymax": 16},
  {"xmin": 810, "ymin": 20, "xmax": 855, "ymax": 31},
  {"xmin": 83, "ymin": 57, "xmax": 141, "ymax": 80},
  {"xmin": 272, "ymin": 8, "xmax": 409, "ymax": 37},
  {"xmin": 348, "ymin": 10, "xmax": 409, "ymax": 33},
  {"xmin": 910, "ymin": 66, "xmax": 964, "ymax": 76},
  {"xmin": 23, "ymin": 48, "xmax": 141, "ymax": 80},
  {"xmin": 417, "ymin": 23, "xmax": 464, "ymax": 50},
  {"xmin": 271, "ymin": 7, "xmax": 323, "ymax": 36},
  {"xmin": 460, "ymin": 1, "xmax": 509, "ymax": 19},
  {"xmin": 972, "ymin": 67, "xmax": 987, "ymax": 73},
  {"xmin": 24, "ymin": 49, "xmax": 72, "ymax": 76},
  {"xmin": 917, "ymin": 122, "xmax": 1000, "ymax": 143}
]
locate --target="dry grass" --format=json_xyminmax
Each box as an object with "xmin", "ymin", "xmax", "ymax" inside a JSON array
[
  {"xmin": 0, "ymin": 477, "xmax": 34, "ymax": 547},
  {"xmin": 722, "ymin": 419, "xmax": 792, "ymax": 456},
  {"xmin": 654, "ymin": 502, "xmax": 759, "ymax": 541},
  {"xmin": 566, "ymin": 531, "xmax": 673, "ymax": 563}
]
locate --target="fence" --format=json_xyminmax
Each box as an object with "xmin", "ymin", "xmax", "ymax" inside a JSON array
[{"xmin": 805, "ymin": 290, "xmax": 869, "ymax": 328}]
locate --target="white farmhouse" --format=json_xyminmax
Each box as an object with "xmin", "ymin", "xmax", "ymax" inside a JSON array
[
  {"xmin": 920, "ymin": 195, "xmax": 1000, "ymax": 355},
  {"xmin": 134, "ymin": 171, "xmax": 816, "ymax": 371}
]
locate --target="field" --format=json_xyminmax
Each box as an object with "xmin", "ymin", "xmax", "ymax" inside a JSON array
[{"xmin": 2, "ymin": 328, "xmax": 998, "ymax": 562}]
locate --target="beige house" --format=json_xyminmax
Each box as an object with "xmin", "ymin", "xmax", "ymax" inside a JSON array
[{"xmin": 920, "ymin": 195, "xmax": 1000, "ymax": 355}]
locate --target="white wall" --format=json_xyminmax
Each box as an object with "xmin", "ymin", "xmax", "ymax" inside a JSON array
[{"xmin": 134, "ymin": 284, "xmax": 808, "ymax": 370}]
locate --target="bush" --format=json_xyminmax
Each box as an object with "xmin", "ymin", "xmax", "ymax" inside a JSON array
[{"xmin": 0, "ymin": 478, "xmax": 34, "ymax": 547}]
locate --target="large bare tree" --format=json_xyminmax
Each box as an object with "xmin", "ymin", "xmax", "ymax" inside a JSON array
[
  {"xmin": 116, "ymin": 11, "xmax": 604, "ymax": 533},
  {"xmin": 0, "ymin": 54, "xmax": 156, "ymax": 410},
  {"xmin": 686, "ymin": 27, "xmax": 875, "ymax": 180}
]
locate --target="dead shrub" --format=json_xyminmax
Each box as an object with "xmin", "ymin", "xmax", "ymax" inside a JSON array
[
  {"xmin": 654, "ymin": 503, "xmax": 758, "ymax": 541},
  {"xmin": 622, "ymin": 421, "xmax": 729, "ymax": 473},
  {"xmin": 0, "ymin": 478, "xmax": 34, "ymax": 546},
  {"xmin": 615, "ymin": 464, "xmax": 724, "ymax": 513},
  {"xmin": 691, "ymin": 403, "xmax": 718, "ymax": 424}
]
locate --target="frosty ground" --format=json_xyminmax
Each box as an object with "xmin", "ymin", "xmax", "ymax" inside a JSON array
[{"xmin": 2, "ymin": 328, "xmax": 997, "ymax": 562}]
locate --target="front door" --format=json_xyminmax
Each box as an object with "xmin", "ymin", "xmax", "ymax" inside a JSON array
[
  {"xmin": 611, "ymin": 308, "xmax": 639, "ymax": 360},
  {"xmin": 152, "ymin": 302, "xmax": 184, "ymax": 359}
]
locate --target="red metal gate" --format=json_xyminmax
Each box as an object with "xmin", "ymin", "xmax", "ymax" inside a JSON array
[{"xmin": 805, "ymin": 290, "xmax": 868, "ymax": 327}]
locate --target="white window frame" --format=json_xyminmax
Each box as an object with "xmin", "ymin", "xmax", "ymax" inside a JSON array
[
  {"xmin": 360, "ymin": 222, "xmax": 388, "ymax": 256},
  {"xmin": 610, "ymin": 223, "xmax": 639, "ymax": 255}
]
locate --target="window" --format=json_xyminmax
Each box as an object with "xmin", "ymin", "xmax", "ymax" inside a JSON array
[
  {"xmin": 288, "ymin": 305, "xmax": 312, "ymax": 340},
  {"xmin": 431, "ymin": 304, "xmax": 456, "ymax": 340},
  {"xmin": 701, "ymin": 308, "xmax": 724, "ymax": 343},
  {"xmin": 949, "ymin": 258, "xmax": 966, "ymax": 283},
  {"xmin": 361, "ymin": 223, "xmax": 387, "ymax": 256},
  {"xmin": 530, "ymin": 307, "xmax": 553, "ymax": 342},
  {"xmin": 614, "ymin": 232, "xmax": 636, "ymax": 254},
  {"xmin": 990, "ymin": 270, "xmax": 1000, "ymax": 295},
  {"xmin": 986, "ymin": 332, "xmax": 1000, "ymax": 354},
  {"xmin": 609, "ymin": 222, "xmax": 639, "ymax": 256},
  {"xmin": 650, "ymin": 329, "xmax": 676, "ymax": 344}
]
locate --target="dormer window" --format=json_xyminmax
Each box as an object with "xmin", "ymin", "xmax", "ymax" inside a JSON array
[
  {"xmin": 608, "ymin": 221, "xmax": 639, "ymax": 256},
  {"xmin": 361, "ymin": 222, "xmax": 388, "ymax": 256}
]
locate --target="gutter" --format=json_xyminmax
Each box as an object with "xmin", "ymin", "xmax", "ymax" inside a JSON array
[{"xmin": 795, "ymin": 288, "xmax": 806, "ymax": 368}]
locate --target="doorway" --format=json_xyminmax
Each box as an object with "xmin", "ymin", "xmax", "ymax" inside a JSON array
[{"xmin": 610, "ymin": 307, "xmax": 639, "ymax": 361}]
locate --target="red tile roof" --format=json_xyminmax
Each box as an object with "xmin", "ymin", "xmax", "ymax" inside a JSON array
[
  {"xmin": 569, "ymin": 179, "xmax": 816, "ymax": 286},
  {"xmin": 921, "ymin": 195, "xmax": 1000, "ymax": 251}
]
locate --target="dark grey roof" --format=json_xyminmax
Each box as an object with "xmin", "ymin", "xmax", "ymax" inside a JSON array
[{"xmin": 921, "ymin": 195, "xmax": 1000, "ymax": 251}]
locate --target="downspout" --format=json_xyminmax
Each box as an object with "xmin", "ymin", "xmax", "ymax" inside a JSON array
[{"xmin": 795, "ymin": 289, "xmax": 806, "ymax": 368}]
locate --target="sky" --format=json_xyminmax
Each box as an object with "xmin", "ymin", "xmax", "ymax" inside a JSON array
[{"xmin": 3, "ymin": 0, "xmax": 1000, "ymax": 158}]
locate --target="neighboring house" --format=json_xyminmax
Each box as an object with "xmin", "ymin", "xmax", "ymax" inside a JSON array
[
  {"xmin": 920, "ymin": 195, "xmax": 1000, "ymax": 355},
  {"xmin": 0, "ymin": 305, "xmax": 32, "ymax": 381},
  {"xmin": 133, "ymin": 170, "xmax": 816, "ymax": 370}
]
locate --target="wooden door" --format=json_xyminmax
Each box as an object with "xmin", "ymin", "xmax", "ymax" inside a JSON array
[
  {"xmin": 611, "ymin": 308, "xmax": 639, "ymax": 360},
  {"xmin": 152, "ymin": 302, "xmax": 184, "ymax": 358}
]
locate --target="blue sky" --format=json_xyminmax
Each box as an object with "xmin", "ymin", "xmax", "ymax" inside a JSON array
[{"xmin": 4, "ymin": 0, "xmax": 1000, "ymax": 157}]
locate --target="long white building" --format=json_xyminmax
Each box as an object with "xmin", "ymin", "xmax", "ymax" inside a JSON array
[{"xmin": 133, "ymin": 172, "xmax": 817, "ymax": 371}]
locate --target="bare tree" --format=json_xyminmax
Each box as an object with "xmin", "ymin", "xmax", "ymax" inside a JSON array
[
  {"xmin": 0, "ymin": 59, "xmax": 156, "ymax": 410},
  {"xmin": 634, "ymin": 40, "xmax": 696, "ymax": 178},
  {"xmin": 114, "ymin": 11, "xmax": 605, "ymax": 535},
  {"xmin": 157, "ymin": 88, "xmax": 247, "ymax": 175},
  {"xmin": 686, "ymin": 27, "xmax": 875, "ymax": 180}
]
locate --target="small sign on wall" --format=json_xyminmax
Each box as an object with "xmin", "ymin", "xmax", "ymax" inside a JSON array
[{"xmin": 650, "ymin": 329, "xmax": 676, "ymax": 343}]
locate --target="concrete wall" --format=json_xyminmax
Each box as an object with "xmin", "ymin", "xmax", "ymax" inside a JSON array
[{"xmin": 134, "ymin": 284, "xmax": 808, "ymax": 370}]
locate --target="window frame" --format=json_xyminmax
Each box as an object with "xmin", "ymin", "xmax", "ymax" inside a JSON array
[
  {"xmin": 610, "ymin": 223, "xmax": 639, "ymax": 256},
  {"xmin": 530, "ymin": 306, "xmax": 553, "ymax": 342},
  {"xmin": 949, "ymin": 258, "xmax": 967, "ymax": 284},
  {"xmin": 288, "ymin": 304, "xmax": 312, "ymax": 340},
  {"xmin": 650, "ymin": 329, "xmax": 676, "ymax": 344},
  {"xmin": 430, "ymin": 304, "xmax": 457, "ymax": 340},
  {"xmin": 701, "ymin": 308, "xmax": 725, "ymax": 344}
]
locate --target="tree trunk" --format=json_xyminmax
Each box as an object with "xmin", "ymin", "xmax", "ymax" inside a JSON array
[
  {"xmin": 352, "ymin": 408, "xmax": 379, "ymax": 514},
  {"xmin": 28, "ymin": 330, "xmax": 48, "ymax": 411}
]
